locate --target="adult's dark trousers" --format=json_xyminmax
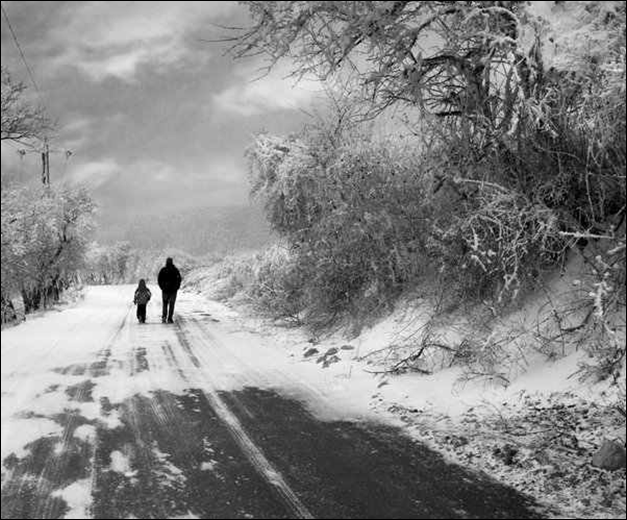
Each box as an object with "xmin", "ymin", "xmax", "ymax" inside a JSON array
[
  {"xmin": 136, "ymin": 303, "xmax": 147, "ymax": 323},
  {"xmin": 162, "ymin": 291, "xmax": 177, "ymax": 322}
]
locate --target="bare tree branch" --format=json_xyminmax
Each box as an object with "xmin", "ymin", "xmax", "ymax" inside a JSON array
[{"xmin": 1, "ymin": 66, "xmax": 52, "ymax": 144}]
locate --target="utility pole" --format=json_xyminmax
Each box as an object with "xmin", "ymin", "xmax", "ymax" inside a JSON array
[
  {"xmin": 41, "ymin": 137, "xmax": 50, "ymax": 185},
  {"xmin": 19, "ymin": 139, "xmax": 69, "ymax": 186}
]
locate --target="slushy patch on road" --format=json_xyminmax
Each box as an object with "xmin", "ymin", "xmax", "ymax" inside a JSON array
[
  {"xmin": 91, "ymin": 388, "xmax": 292, "ymax": 519},
  {"xmin": 1, "ymin": 409, "xmax": 94, "ymax": 519},
  {"xmin": 65, "ymin": 380, "xmax": 96, "ymax": 403}
]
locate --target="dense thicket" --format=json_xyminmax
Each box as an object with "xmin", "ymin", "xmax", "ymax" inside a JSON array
[{"xmin": 227, "ymin": 1, "xmax": 625, "ymax": 373}]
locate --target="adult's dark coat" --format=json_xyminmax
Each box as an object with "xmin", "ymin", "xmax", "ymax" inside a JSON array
[{"xmin": 158, "ymin": 262, "xmax": 182, "ymax": 293}]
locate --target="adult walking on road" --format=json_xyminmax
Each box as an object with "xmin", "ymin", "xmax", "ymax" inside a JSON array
[{"xmin": 158, "ymin": 257, "xmax": 182, "ymax": 323}]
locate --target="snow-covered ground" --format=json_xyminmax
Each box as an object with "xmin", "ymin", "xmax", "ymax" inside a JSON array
[
  {"xmin": 0, "ymin": 286, "xmax": 377, "ymax": 518},
  {"xmin": 2, "ymin": 284, "xmax": 625, "ymax": 519}
]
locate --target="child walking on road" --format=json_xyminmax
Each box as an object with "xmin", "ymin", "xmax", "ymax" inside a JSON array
[{"xmin": 133, "ymin": 279, "xmax": 151, "ymax": 324}]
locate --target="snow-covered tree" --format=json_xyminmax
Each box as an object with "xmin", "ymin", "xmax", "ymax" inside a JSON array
[
  {"xmin": 234, "ymin": 1, "xmax": 625, "ymax": 324},
  {"xmin": 230, "ymin": 2, "xmax": 550, "ymax": 125},
  {"xmin": 1, "ymin": 184, "xmax": 95, "ymax": 317},
  {"xmin": 83, "ymin": 241, "xmax": 133, "ymax": 285}
]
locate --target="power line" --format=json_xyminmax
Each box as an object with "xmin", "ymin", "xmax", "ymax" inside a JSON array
[{"xmin": 1, "ymin": 2, "xmax": 43, "ymax": 100}]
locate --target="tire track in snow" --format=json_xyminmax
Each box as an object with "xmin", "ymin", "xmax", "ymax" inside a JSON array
[
  {"xmin": 1, "ymin": 303, "xmax": 106, "ymax": 404},
  {"xmin": 91, "ymin": 323, "xmax": 292, "ymax": 519},
  {"xmin": 2, "ymin": 305, "xmax": 133, "ymax": 519},
  {"xmin": 161, "ymin": 341, "xmax": 186, "ymax": 381},
  {"xmin": 186, "ymin": 315, "xmax": 330, "ymax": 412},
  {"xmin": 1, "ymin": 305, "xmax": 111, "ymax": 512},
  {"xmin": 171, "ymin": 320, "xmax": 314, "ymax": 520},
  {"xmin": 91, "ymin": 316, "xmax": 184, "ymax": 518},
  {"xmin": 40, "ymin": 305, "xmax": 134, "ymax": 519},
  {"xmin": 128, "ymin": 325, "xmax": 169, "ymax": 437}
]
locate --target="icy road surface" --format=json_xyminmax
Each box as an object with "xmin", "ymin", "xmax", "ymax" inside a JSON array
[{"xmin": 1, "ymin": 286, "xmax": 542, "ymax": 519}]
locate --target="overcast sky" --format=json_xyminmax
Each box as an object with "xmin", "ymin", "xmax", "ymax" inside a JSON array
[{"xmin": 1, "ymin": 1, "xmax": 323, "ymax": 231}]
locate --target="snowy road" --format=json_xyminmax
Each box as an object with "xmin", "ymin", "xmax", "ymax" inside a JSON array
[{"xmin": 1, "ymin": 286, "xmax": 543, "ymax": 519}]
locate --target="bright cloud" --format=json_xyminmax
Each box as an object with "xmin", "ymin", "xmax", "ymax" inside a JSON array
[
  {"xmin": 196, "ymin": 155, "xmax": 246, "ymax": 183},
  {"xmin": 127, "ymin": 158, "xmax": 177, "ymax": 183},
  {"xmin": 68, "ymin": 158, "xmax": 121, "ymax": 188},
  {"xmin": 58, "ymin": 115, "xmax": 94, "ymax": 152},
  {"xmin": 47, "ymin": 1, "xmax": 243, "ymax": 82},
  {"xmin": 213, "ymin": 62, "xmax": 325, "ymax": 116}
]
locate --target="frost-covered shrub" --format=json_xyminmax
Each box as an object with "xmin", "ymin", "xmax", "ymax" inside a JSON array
[
  {"xmin": 246, "ymin": 129, "xmax": 432, "ymax": 325},
  {"xmin": 572, "ymin": 245, "xmax": 627, "ymax": 383},
  {"xmin": 1, "ymin": 183, "xmax": 95, "ymax": 316},
  {"xmin": 208, "ymin": 252, "xmax": 256, "ymax": 300},
  {"xmin": 246, "ymin": 246, "xmax": 305, "ymax": 320},
  {"xmin": 433, "ymin": 187, "xmax": 567, "ymax": 303}
]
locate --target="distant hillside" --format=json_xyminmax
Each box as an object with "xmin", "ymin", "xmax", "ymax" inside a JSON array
[{"xmin": 96, "ymin": 203, "xmax": 275, "ymax": 255}]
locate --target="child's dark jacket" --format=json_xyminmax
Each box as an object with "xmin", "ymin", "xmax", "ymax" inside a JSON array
[{"xmin": 134, "ymin": 287, "xmax": 152, "ymax": 305}]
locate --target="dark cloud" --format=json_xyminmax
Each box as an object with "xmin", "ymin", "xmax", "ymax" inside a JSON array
[{"xmin": 1, "ymin": 1, "xmax": 317, "ymax": 250}]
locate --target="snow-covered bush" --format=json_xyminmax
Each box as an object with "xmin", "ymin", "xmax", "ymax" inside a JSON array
[
  {"xmin": 213, "ymin": 252, "xmax": 258, "ymax": 300},
  {"xmin": 246, "ymin": 127, "xmax": 432, "ymax": 326},
  {"xmin": 83, "ymin": 241, "xmax": 132, "ymax": 284},
  {"xmin": 432, "ymin": 185, "xmax": 566, "ymax": 304},
  {"xmin": 246, "ymin": 245, "xmax": 305, "ymax": 321},
  {"xmin": 1, "ymin": 183, "xmax": 95, "ymax": 317}
]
